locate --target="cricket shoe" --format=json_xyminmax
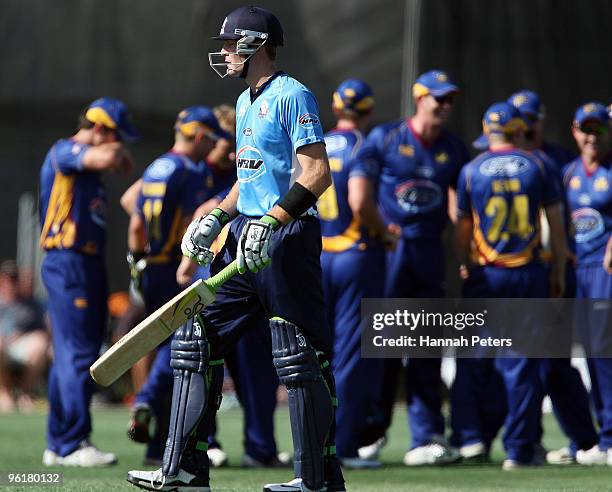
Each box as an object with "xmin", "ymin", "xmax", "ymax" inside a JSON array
[
  {"xmin": 576, "ymin": 445, "xmax": 608, "ymax": 465},
  {"xmin": 262, "ymin": 478, "xmax": 326, "ymax": 492},
  {"xmin": 42, "ymin": 449, "xmax": 59, "ymax": 466},
  {"xmin": 127, "ymin": 468, "xmax": 210, "ymax": 491},
  {"xmin": 403, "ymin": 436, "xmax": 461, "ymax": 466},
  {"xmin": 358, "ymin": 436, "xmax": 387, "ymax": 460},
  {"xmin": 459, "ymin": 442, "xmax": 489, "ymax": 462},
  {"xmin": 57, "ymin": 440, "xmax": 118, "ymax": 467},
  {"xmin": 502, "ymin": 450, "xmax": 545, "ymax": 470},
  {"xmin": 546, "ymin": 446, "xmax": 575, "ymax": 465},
  {"xmin": 127, "ymin": 403, "xmax": 152, "ymax": 443},
  {"xmin": 207, "ymin": 447, "xmax": 228, "ymax": 468},
  {"xmin": 242, "ymin": 451, "xmax": 292, "ymax": 468}
]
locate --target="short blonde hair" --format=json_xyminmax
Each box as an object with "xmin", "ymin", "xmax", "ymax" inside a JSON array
[{"xmin": 214, "ymin": 105, "xmax": 236, "ymax": 136}]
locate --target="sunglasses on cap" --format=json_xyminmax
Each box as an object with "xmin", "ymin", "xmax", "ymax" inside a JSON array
[{"xmin": 576, "ymin": 123, "xmax": 609, "ymax": 136}]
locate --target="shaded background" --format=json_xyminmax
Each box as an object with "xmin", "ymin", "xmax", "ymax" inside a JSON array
[{"xmin": 1, "ymin": 0, "xmax": 610, "ymax": 292}]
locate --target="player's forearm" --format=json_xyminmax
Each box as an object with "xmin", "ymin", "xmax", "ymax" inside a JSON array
[
  {"xmin": 127, "ymin": 214, "xmax": 146, "ymax": 253},
  {"xmin": 455, "ymin": 215, "xmax": 473, "ymax": 265},
  {"xmin": 545, "ymin": 203, "xmax": 567, "ymax": 274},
  {"xmin": 120, "ymin": 179, "xmax": 142, "ymax": 215},
  {"xmin": 348, "ymin": 177, "xmax": 387, "ymax": 237},
  {"xmin": 216, "ymin": 182, "xmax": 239, "ymax": 219}
]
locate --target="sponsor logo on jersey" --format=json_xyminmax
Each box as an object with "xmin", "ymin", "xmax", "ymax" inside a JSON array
[
  {"xmin": 299, "ymin": 113, "xmax": 320, "ymax": 129},
  {"xmin": 398, "ymin": 144, "xmax": 415, "ymax": 157},
  {"xmin": 236, "ymin": 146, "xmax": 266, "ymax": 182},
  {"xmin": 395, "ymin": 179, "xmax": 442, "ymax": 214},
  {"xmin": 569, "ymin": 176, "xmax": 581, "ymax": 190},
  {"xmin": 71, "ymin": 144, "xmax": 82, "ymax": 155},
  {"xmin": 435, "ymin": 151, "xmax": 449, "ymax": 164},
  {"xmin": 479, "ymin": 156, "xmax": 530, "ymax": 177},
  {"xmin": 572, "ymin": 207, "xmax": 605, "ymax": 243},
  {"xmin": 324, "ymin": 135, "xmax": 348, "ymax": 155},
  {"xmin": 594, "ymin": 176, "xmax": 609, "ymax": 192},
  {"xmin": 243, "ymin": 127, "xmax": 252, "ymax": 136},
  {"xmin": 147, "ymin": 158, "xmax": 176, "ymax": 179},
  {"xmin": 416, "ymin": 166, "xmax": 434, "ymax": 179},
  {"xmin": 578, "ymin": 194, "xmax": 592, "ymax": 206},
  {"xmin": 258, "ymin": 101, "xmax": 268, "ymax": 118}
]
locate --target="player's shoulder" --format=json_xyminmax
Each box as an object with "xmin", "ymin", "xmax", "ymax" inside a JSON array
[
  {"xmin": 367, "ymin": 119, "xmax": 405, "ymax": 144},
  {"xmin": 143, "ymin": 152, "xmax": 189, "ymax": 182},
  {"xmin": 324, "ymin": 128, "xmax": 363, "ymax": 156},
  {"xmin": 51, "ymin": 138, "xmax": 89, "ymax": 158},
  {"xmin": 561, "ymin": 156, "xmax": 582, "ymax": 182}
]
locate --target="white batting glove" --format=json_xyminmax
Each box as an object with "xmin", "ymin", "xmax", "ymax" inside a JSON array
[
  {"xmin": 181, "ymin": 208, "xmax": 230, "ymax": 266},
  {"xmin": 237, "ymin": 215, "xmax": 280, "ymax": 274}
]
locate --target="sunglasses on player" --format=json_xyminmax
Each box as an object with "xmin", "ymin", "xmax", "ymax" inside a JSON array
[
  {"xmin": 433, "ymin": 94, "xmax": 456, "ymax": 105},
  {"xmin": 576, "ymin": 123, "xmax": 609, "ymax": 136}
]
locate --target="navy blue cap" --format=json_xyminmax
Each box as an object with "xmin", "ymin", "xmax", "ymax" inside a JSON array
[
  {"xmin": 85, "ymin": 97, "xmax": 140, "ymax": 142},
  {"xmin": 507, "ymin": 90, "xmax": 544, "ymax": 119},
  {"xmin": 175, "ymin": 106, "xmax": 232, "ymax": 141},
  {"xmin": 412, "ymin": 70, "xmax": 459, "ymax": 98},
  {"xmin": 472, "ymin": 101, "xmax": 529, "ymax": 149},
  {"xmin": 573, "ymin": 102, "xmax": 610, "ymax": 126},
  {"xmin": 213, "ymin": 6, "xmax": 284, "ymax": 46},
  {"xmin": 332, "ymin": 79, "xmax": 375, "ymax": 114}
]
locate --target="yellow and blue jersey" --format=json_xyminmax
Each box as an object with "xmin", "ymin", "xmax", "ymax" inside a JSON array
[
  {"xmin": 135, "ymin": 152, "xmax": 208, "ymax": 263},
  {"xmin": 318, "ymin": 128, "xmax": 375, "ymax": 253},
  {"xmin": 354, "ymin": 119, "xmax": 469, "ymax": 239},
  {"xmin": 234, "ymin": 71, "xmax": 325, "ymax": 217},
  {"xmin": 457, "ymin": 148, "xmax": 562, "ymax": 268},
  {"xmin": 563, "ymin": 156, "xmax": 612, "ymax": 265},
  {"xmin": 39, "ymin": 139, "xmax": 107, "ymax": 255}
]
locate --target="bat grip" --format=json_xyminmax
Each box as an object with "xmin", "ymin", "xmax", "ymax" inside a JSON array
[{"xmin": 204, "ymin": 260, "xmax": 239, "ymax": 292}]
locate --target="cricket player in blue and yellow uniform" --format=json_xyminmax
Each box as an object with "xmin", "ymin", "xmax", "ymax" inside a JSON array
[
  {"xmin": 504, "ymin": 91, "xmax": 597, "ymax": 465},
  {"xmin": 40, "ymin": 98, "xmax": 138, "ymax": 467},
  {"xmin": 126, "ymin": 106, "xmax": 228, "ymax": 465},
  {"xmin": 356, "ymin": 70, "xmax": 468, "ymax": 466},
  {"xmin": 319, "ymin": 79, "xmax": 397, "ymax": 468},
  {"xmin": 562, "ymin": 103, "xmax": 612, "ymax": 466},
  {"xmin": 128, "ymin": 6, "xmax": 345, "ymax": 492},
  {"xmin": 454, "ymin": 102, "xmax": 566, "ymax": 469}
]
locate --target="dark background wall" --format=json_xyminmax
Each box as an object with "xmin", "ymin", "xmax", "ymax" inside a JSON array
[{"xmin": 0, "ymin": 0, "xmax": 609, "ymax": 292}]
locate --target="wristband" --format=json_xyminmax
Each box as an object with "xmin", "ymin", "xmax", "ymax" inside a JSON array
[
  {"xmin": 210, "ymin": 207, "xmax": 231, "ymax": 226},
  {"xmin": 277, "ymin": 182, "xmax": 318, "ymax": 219},
  {"xmin": 261, "ymin": 214, "xmax": 281, "ymax": 231},
  {"xmin": 126, "ymin": 250, "xmax": 146, "ymax": 265}
]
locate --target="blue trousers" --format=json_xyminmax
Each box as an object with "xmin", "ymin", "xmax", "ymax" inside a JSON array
[
  {"xmin": 42, "ymin": 250, "xmax": 107, "ymax": 456},
  {"xmin": 451, "ymin": 263, "xmax": 548, "ymax": 463},
  {"xmin": 321, "ymin": 246, "xmax": 385, "ymax": 458},
  {"xmin": 576, "ymin": 262, "xmax": 612, "ymax": 450},
  {"xmin": 374, "ymin": 237, "xmax": 446, "ymax": 448},
  {"xmin": 135, "ymin": 263, "xmax": 181, "ymax": 460}
]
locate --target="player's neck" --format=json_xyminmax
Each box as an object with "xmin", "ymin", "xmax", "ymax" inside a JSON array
[
  {"xmin": 246, "ymin": 61, "xmax": 278, "ymax": 93},
  {"xmin": 335, "ymin": 119, "xmax": 359, "ymax": 131},
  {"xmin": 172, "ymin": 142, "xmax": 197, "ymax": 161},
  {"xmin": 409, "ymin": 115, "xmax": 442, "ymax": 144}
]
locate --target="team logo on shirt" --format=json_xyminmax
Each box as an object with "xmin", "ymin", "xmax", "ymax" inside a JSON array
[
  {"xmin": 572, "ymin": 207, "xmax": 604, "ymax": 243},
  {"xmin": 299, "ymin": 113, "xmax": 320, "ymax": 129},
  {"xmin": 324, "ymin": 135, "xmax": 347, "ymax": 154},
  {"xmin": 399, "ymin": 144, "xmax": 415, "ymax": 157},
  {"xmin": 148, "ymin": 158, "xmax": 176, "ymax": 179},
  {"xmin": 435, "ymin": 151, "xmax": 449, "ymax": 164},
  {"xmin": 480, "ymin": 156, "xmax": 530, "ymax": 177},
  {"xmin": 395, "ymin": 179, "xmax": 442, "ymax": 214},
  {"xmin": 236, "ymin": 146, "xmax": 266, "ymax": 182},
  {"xmin": 594, "ymin": 177, "xmax": 609, "ymax": 192},
  {"xmin": 258, "ymin": 101, "xmax": 269, "ymax": 118},
  {"xmin": 578, "ymin": 194, "xmax": 591, "ymax": 206},
  {"xmin": 89, "ymin": 196, "xmax": 106, "ymax": 228},
  {"xmin": 569, "ymin": 176, "xmax": 581, "ymax": 190}
]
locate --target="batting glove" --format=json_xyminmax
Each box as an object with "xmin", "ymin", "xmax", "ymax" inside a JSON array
[
  {"xmin": 237, "ymin": 215, "xmax": 280, "ymax": 274},
  {"xmin": 126, "ymin": 250, "xmax": 146, "ymax": 306},
  {"xmin": 181, "ymin": 208, "xmax": 230, "ymax": 266}
]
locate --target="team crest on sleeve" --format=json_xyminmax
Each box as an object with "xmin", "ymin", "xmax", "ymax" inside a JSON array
[
  {"xmin": 236, "ymin": 146, "xmax": 266, "ymax": 182},
  {"xmin": 147, "ymin": 158, "xmax": 176, "ymax": 179},
  {"xmin": 71, "ymin": 144, "xmax": 82, "ymax": 155},
  {"xmin": 299, "ymin": 113, "xmax": 320, "ymax": 129}
]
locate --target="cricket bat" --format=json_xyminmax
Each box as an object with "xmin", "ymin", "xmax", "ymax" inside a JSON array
[{"xmin": 90, "ymin": 260, "xmax": 239, "ymax": 387}]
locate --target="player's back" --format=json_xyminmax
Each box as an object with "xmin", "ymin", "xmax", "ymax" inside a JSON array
[
  {"xmin": 137, "ymin": 152, "xmax": 206, "ymax": 263},
  {"xmin": 319, "ymin": 128, "xmax": 369, "ymax": 252},
  {"xmin": 459, "ymin": 148, "xmax": 560, "ymax": 267},
  {"xmin": 39, "ymin": 138, "xmax": 107, "ymax": 255}
]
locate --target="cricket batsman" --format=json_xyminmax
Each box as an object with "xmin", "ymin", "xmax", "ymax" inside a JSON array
[{"xmin": 127, "ymin": 5, "xmax": 345, "ymax": 492}]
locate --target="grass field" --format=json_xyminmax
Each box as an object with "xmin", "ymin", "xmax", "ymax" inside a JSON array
[{"xmin": 1, "ymin": 403, "xmax": 611, "ymax": 491}]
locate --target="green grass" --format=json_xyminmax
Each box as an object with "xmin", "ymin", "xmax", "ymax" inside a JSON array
[{"xmin": 0, "ymin": 404, "xmax": 611, "ymax": 491}]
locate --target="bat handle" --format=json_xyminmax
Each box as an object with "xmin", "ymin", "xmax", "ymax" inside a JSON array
[{"xmin": 204, "ymin": 260, "xmax": 239, "ymax": 292}]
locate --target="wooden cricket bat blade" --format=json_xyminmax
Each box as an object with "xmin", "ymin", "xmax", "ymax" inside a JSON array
[{"xmin": 90, "ymin": 279, "xmax": 215, "ymax": 387}]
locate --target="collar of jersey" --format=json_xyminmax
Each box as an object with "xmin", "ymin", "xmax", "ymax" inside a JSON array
[{"xmin": 250, "ymin": 71, "xmax": 285, "ymax": 103}]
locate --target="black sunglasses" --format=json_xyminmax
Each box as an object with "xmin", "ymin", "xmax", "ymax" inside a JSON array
[
  {"xmin": 433, "ymin": 94, "xmax": 456, "ymax": 105},
  {"xmin": 577, "ymin": 124, "xmax": 609, "ymax": 136}
]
